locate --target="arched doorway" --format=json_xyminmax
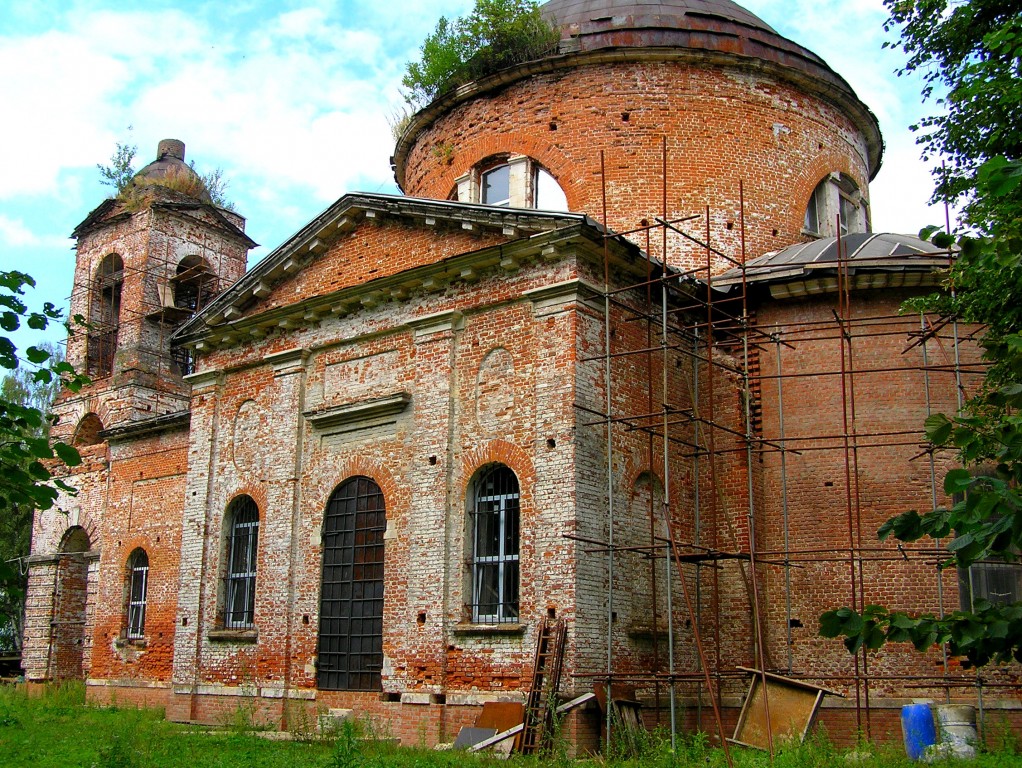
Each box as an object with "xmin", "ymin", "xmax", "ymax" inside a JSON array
[
  {"xmin": 317, "ymin": 477, "xmax": 385, "ymax": 691},
  {"xmin": 50, "ymin": 526, "xmax": 91, "ymax": 680}
]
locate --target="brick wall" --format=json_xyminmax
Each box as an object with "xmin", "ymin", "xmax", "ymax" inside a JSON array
[{"xmin": 400, "ymin": 60, "xmax": 871, "ymax": 273}]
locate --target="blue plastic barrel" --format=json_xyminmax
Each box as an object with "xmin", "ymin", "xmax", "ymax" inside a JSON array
[{"xmin": 902, "ymin": 703, "xmax": 937, "ymax": 760}]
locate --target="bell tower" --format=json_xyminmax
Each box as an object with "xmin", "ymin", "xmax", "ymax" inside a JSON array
[{"xmin": 58, "ymin": 139, "xmax": 255, "ymax": 436}]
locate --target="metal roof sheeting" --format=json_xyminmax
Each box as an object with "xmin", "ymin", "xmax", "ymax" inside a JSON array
[{"xmin": 714, "ymin": 233, "xmax": 955, "ymax": 289}]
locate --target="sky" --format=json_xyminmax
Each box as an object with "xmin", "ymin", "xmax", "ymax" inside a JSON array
[{"xmin": 0, "ymin": 0, "xmax": 950, "ymax": 355}]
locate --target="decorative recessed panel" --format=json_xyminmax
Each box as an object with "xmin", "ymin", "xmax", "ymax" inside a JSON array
[{"xmin": 476, "ymin": 347, "xmax": 517, "ymax": 436}]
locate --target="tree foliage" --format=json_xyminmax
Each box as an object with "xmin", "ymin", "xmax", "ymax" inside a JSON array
[
  {"xmin": 820, "ymin": 1, "xmax": 1022, "ymax": 667},
  {"xmin": 401, "ymin": 0, "xmax": 560, "ymax": 109},
  {"xmin": 884, "ymin": 0, "xmax": 1022, "ymax": 225},
  {"xmin": 96, "ymin": 142, "xmax": 138, "ymax": 194},
  {"xmin": 1, "ymin": 272, "xmax": 87, "ymax": 653}
]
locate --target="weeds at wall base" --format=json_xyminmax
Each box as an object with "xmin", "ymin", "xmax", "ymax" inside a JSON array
[{"xmin": 2, "ymin": 684, "xmax": 1021, "ymax": 767}]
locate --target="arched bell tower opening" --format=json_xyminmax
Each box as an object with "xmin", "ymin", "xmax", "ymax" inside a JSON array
[{"xmin": 59, "ymin": 139, "xmax": 255, "ymax": 433}]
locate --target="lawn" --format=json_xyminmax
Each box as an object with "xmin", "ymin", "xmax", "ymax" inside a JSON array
[{"xmin": 2, "ymin": 682, "xmax": 1020, "ymax": 767}]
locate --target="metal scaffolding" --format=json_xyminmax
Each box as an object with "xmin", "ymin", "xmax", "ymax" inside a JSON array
[{"xmin": 575, "ymin": 140, "xmax": 1012, "ymax": 758}]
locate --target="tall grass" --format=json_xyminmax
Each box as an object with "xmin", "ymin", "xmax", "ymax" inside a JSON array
[{"xmin": 0, "ymin": 684, "xmax": 1019, "ymax": 767}]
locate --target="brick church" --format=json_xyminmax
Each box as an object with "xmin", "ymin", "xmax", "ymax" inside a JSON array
[{"xmin": 24, "ymin": 0, "xmax": 1021, "ymax": 747}]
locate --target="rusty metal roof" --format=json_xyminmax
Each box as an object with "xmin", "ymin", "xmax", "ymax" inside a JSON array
[
  {"xmin": 542, "ymin": 0, "xmax": 775, "ymax": 34},
  {"xmin": 540, "ymin": 0, "xmax": 828, "ymax": 70}
]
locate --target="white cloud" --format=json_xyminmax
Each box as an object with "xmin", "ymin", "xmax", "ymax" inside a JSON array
[
  {"xmin": 0, "ymin": 214, "xmax": 70, "ymax": 249},
  {"xmin": 0, "ymin": 0, "xmax": 955, "ymax": 288},
  {"xmin": 743, "ymin": 0, "xmax": 945, "ymax": 234}
]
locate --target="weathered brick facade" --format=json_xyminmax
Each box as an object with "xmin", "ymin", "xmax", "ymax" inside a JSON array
[{"xmin": 25, "ymin": 0, "xmax": 1021, "ymax": 750}]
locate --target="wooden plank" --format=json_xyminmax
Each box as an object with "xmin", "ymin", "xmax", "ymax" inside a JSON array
[
  {"xmin": 468, "ymin": 693, "xmax": 596, "ymax": 753},
  {"xmin": 467, "ymin": 723, "xmax": 524, "ymax": 752},
  {"xmin": 476, "ymin": 701, "xmax": 524, "ymax": 752}
]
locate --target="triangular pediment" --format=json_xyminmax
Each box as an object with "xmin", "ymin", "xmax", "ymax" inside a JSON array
[{"xmin": 174, "ymin": 193, "xmax": 602, "ymax": 347}]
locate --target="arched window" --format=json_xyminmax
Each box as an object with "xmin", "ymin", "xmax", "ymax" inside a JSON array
[
  {"xmin": 454, "ymin": 155, "xmax": 569, "ymax": 212},
  {"xmin": 165, "ymin": 256, "xmax": 216, "ymax": 377},
  {"xmin": 87, "ymin": 254, "xmax": 123, "ymax": 377},
  {"xmin": 224, "ymin": 496, "xmax": 259, "ymax": 629},
  {"xmin": 534, "ymin": 167, "xmax": 568, "ymax": 211},
  {"xmin": 803, "ymin": 173, "xmax": 869, "ymax": 238},
  {"xmin": 126, "ymin": 549, "xmax": 149, "ymax": 640},
  {"xmin": 318, "ymin": 477, "xmax": 386, "ymax": 691},
  {"xmin": 72, "ymin": 413, "xmax": 104, "ymax": 447},
  {"xmin": 172, "ymin": 255, "xmax": 216, "ymax": 313},
  {"xmin": 470, "ymin": 465, "xmax": 520, "ymax": 623}
]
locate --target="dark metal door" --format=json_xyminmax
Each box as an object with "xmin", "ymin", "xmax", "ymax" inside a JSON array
[{"xmin": 317, "ymin": 477, "xmax": 385, "ymax": 691}]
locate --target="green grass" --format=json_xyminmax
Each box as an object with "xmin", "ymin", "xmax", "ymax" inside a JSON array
[{"xmin": 1, "ymin": 683, "xmax": 1021, "ymax": 767}]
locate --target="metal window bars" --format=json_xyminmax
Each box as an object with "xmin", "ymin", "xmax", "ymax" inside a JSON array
[
  {"xmin": 471, "ymin": 465, "xmax": 520, "ymax": 623},
  {"xmin": 225, "ymin": 497, "xmax": 259, "ymax": 629}
]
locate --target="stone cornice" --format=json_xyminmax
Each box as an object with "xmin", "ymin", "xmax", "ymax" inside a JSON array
[
  {"xmin": 407, "ymin": 310, "xmax": 464, "ymax": 339},
  {"xmin": 265, "ymin": 347, "xmax": 310, "ymax": 375},
  {"xmin": 303, "ymin": 392, "xmax": 411, "ymax": 431},
  {"xmin": 177, "ymin": 219, "xmax": 649, "ymax": 353},
  {"xmin": 173, "ymin": 193, "xmax": 595, "ymax": 344},
  {"xmin": 99, "ymin": 411, "xmax": 190, "ymax": 442}
]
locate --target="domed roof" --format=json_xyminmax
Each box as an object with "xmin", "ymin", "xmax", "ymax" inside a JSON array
[
  {"xmin": 542, "ymin": 0, "xmax": 775, "ymax": 35},
  {"xmin": 394, "ymin": 0, "xmax": 883, "ymax": 188},
  {"xmin": 131, "ymin": 139, "xmax": 211, "ymax": 202},
  {"xmin": 539, "ymin": 0, "xmax": 828, "ymax": 71}
]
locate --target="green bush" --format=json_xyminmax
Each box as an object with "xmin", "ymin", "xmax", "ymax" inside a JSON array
[{"xmin": 402, "ymin": 0, "xmax": 560, "ymax": 109}]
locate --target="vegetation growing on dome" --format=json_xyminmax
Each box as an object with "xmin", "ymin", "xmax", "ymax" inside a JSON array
[
  {"xmin": 97, "ymin": 142, "xmax": 235, "ymax": 211},
  {"xmin": 401, "ymin": 0, "xmax": 560, "ymax": 110}
]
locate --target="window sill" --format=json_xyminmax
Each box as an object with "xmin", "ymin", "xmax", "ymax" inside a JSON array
[
  {"xmin": 208, "ymin": 628, "xmax": 258, "ymax": 644},
  {"xmin": 114, "ymin": 636, "xmax": 147, "ymax": 649},
  {"xmin": 452, "ymin": 622, "xmax": 526, "ymax": 636}
]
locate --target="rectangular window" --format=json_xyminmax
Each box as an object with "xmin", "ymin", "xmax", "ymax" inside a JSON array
[
  {"xmin": 960, "ymin": 560, "xmax": 1022, "ymax": 610},
  {"xmin": 225, "ymin": 502, "xmax": 259, "ymax": 628},
  {"xmin": 839, "ymin": 193, "xmax": 857, "ymax": 236},
  {"xmin": 482, "ymin": 165, "xmax": 511, "ymax": 207}
]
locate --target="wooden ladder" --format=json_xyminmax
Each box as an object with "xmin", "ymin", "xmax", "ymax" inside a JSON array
[{"xmin": 520, "ymin": 618, "xmax": 567, "ymax": 754}]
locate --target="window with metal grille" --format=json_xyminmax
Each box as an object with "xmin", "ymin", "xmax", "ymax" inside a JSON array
[
  {"xmin": 224, "ymin": 496, "xmax": 259, "ymax": 629},
  {"xmin": 470, "ymin": 465, "xmax": 520, "ymax": 623},
  {"xmin": 954, "ymin": 468, "xmax": 1022, "ymax": 610},
  {"xmin": 126, "ymin": 549, "xmax": 149, "ymax": 640},
  {"xmin": 317, "ymin": 477, "xmax": 385, "ymax": 691},
  {"xmin": 960, "ymin": 560, "xmax": 1022, "ymax": 609}
]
